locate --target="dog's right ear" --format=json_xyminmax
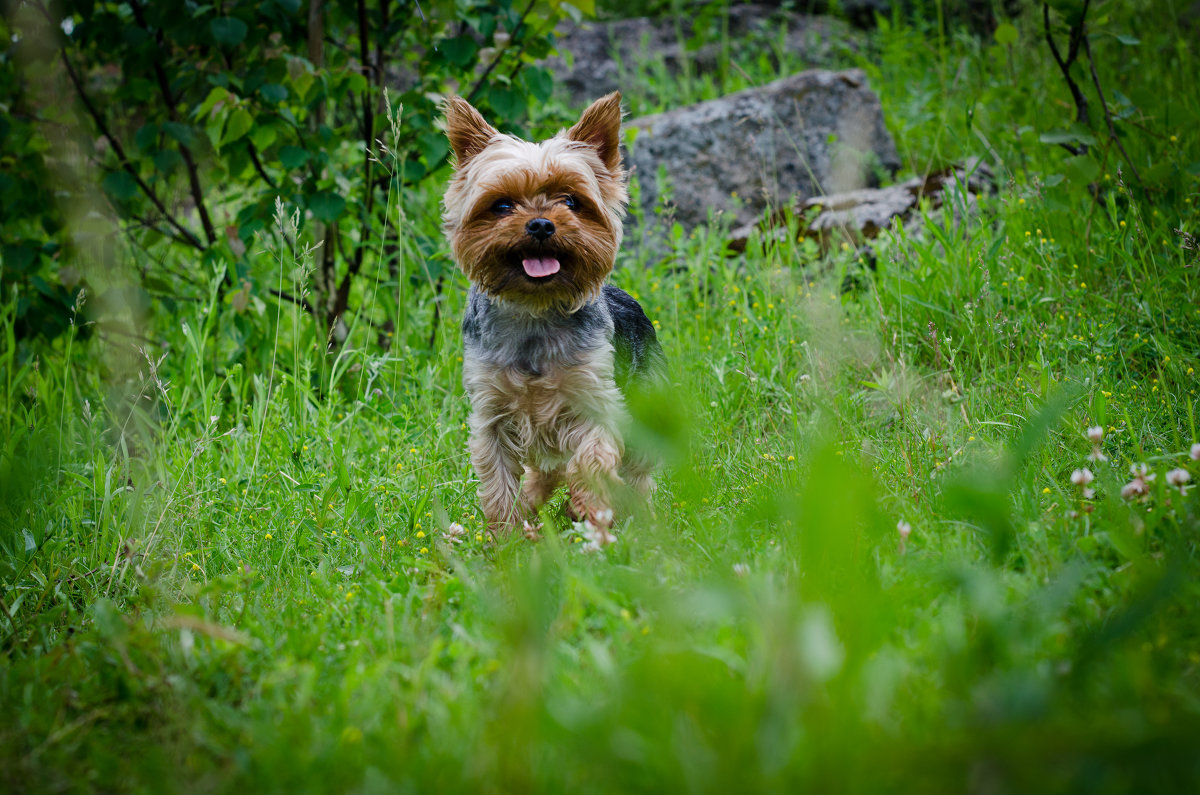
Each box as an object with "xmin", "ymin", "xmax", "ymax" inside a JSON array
[{"xmin": 443, "ymin": 96, "xmax": 498, "ymax": 168}]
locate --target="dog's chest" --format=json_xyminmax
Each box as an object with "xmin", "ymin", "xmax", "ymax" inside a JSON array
[
  {"xmin": 462, "ymin": 291, "xmax": 622, "ymax": 458},
  {"xmin": 463, "ymin": 345, "xmax": 620, "ymax": 462}
]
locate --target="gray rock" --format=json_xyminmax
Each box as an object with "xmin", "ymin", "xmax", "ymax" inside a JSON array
[
  {"xmin": 624, "ymin": 68, "xmax": 900, "ymax": 233},
  {"xmin": 727, "ymin": 158, "xmax": 995, "ymax": 253},
  {"xmin": 543, "ymin": 5, "xmax": 854, "ymax": 108}
]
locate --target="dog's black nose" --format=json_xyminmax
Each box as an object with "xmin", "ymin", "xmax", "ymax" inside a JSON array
[{"xmin": 525, "ymin": 217, "xmax": 555, "ymax": 241}]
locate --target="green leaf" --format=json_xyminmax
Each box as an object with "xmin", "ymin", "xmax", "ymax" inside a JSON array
[
  {"xmin": 1115, "ymin": 34, "xmax": 1140, "ymax": 45},
  {"xmin": 568, "ymin": 0, "xmax": 596, "ymax": 17},
  {"xmin": 486, "ymin": 84, "xmax": 526, "ymax": 121},
  {"xmin": 994, "ymin": 23, "xmax": 1018, "ymax": 45},
  {"xmin": 1062, "ymin": 154, "xmax": 1101, "ymax": 186},
  {"xmin": 134, "ymin": 123, "xmax": 159, "ymax": 151},
  {"xmin": 416, "ymin": 132, "xmax": 448, "ymax": 166},
  {"xmin": 162, "ymin": 121, "xmax": 198, "ymax": 148},
  {"xmin": 211, "ymin": 17, "xmax": 248, "ymax": 47},
  {"xmin": 522, "ymin": 66, "xmax": 553, "ymax": 102},
  {"xmin": 1039, "ymin": 127, "xmax": 1097, "ymax": 147},
  {"xmin": 251, "ymin": 124, "xmax": 277, "ymax": 150},
  {"xmin": 279, "ymin": 146, "xmax": 309, "ymax": 169},
  {"xmin": 102, "ymin": 171, "xmax": 139, "ymax": 201},
  {"xmin": 221, "ymin": 108, "xmax": 254, "ymax": 147},
  {"xmin": 2, "ymin": 244, "xmax": 37, "ymax": 274},
  {"xmin": 205, "ymin": 112, "xmax": 227, "ymax": 150},
  {"xmin": 259, "ymin": 83, "xmax": 288, "ymax": 104},
  {"xmin": 153, "ymin": 149, "xmax": 183, "ymax": 173},
  {"xmin": 291, "ymin": 70, "xmax": 314, "ymax": 102},
  {"xmin": 194, "ymin": 86, "xmax": 230, "ymax": 120},
  {"xmin": 440, "ymin": 34, "xmax": 478, "ymax": 67},
  {"xmin": 344, "ymin": 72, "xmax": 368, "ymax": 96},
  {"xmin": 1092, "ymin": 390, "xmax": 1107, "ymax": 428},
  {"xmin": 308, "ymin": 191, "xmax": 345, "ymax": 222}
]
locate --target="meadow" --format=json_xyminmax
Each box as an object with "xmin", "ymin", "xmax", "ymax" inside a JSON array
[{"xmin": 2, "ymin": 2, "xmax": 1200, "ymax": 792}]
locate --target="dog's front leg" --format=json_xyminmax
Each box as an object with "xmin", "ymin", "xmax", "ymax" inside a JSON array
[
  {"xmin": 469, "ymin": 420, "xmax": 523, "ymax": 535},
  {"xmin": 565, "ymin": 424, "xmax": 623, "ymax": 529}
]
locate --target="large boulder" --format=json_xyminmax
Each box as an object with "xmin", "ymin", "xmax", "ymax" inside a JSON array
[
  {"xmin": 542, "ymin": 5, "xmax": 853, "ymax": 108},
  {"xmin": 624, "ymin": 68, "xmax": 900, "ymax": 232}
]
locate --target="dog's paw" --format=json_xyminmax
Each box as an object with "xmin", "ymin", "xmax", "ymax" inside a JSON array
[{"xmin": 522, "ymin": 519, "xmax": 543, "ymax": 541}]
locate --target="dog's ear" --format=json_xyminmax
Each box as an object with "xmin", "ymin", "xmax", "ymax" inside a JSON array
[
  {"xmin": 567, "ymin": 92, "xmax": 623, "ymax": 172},
  {"xmin": 443, "ymin": 96, "xmax": 498, "ymax": 168}
]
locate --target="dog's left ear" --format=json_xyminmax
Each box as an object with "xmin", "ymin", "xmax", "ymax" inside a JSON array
[{"xmin": 567, "ymin": 92, "xmax": 623, "ymax": 172}]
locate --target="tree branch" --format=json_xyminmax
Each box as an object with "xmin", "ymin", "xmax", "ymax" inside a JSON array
[
  {"xmin": 55, "ymin": 46, "xmax": 205, "ymax": 250},
  {"xmin": 1042, "ymin": 1, "xmax": 1091, "ymax": 155},
  {"xmin": 335, "ymin": 0, "xmax": 379, "ymax": 318},
  {"xmin": 465, "ymin": 0, "xmax": 538, "ymax": 104},
  {"xmin": 269, "ymin": 287, "xmax": 316, "ymax": 315},
  {"xmin": 129, "ymin": 0, "xmax": 219, "ymax": 248},
  {"xmin": 127, "ymin": 212, "xmax": 210, "ymax": 251},
  {"xmin": 247, "ymin": 141, "xmax": 278, "ymax": 190},
  {"xmin": 1083, "ymin": 35, "xmax": 1144, "ymax": 191}
]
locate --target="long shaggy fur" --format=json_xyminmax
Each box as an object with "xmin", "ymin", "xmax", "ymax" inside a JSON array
[{"xmin": 443, "ymin": 93, "xmax": 663, "ymax": 535}]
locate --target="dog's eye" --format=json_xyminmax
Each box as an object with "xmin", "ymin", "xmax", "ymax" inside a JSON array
[
  {"xmin": 563, "ymin": 195, "xmax": 578, "ymax": 211},
  {"xmin": 490, "ymin": 199, "xmax": 514, "ymax": 215}
]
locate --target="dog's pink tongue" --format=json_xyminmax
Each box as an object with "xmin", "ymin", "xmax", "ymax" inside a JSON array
[{"xmin": 522, "ymin": 256, "xmax": 560, "ymax": 278}]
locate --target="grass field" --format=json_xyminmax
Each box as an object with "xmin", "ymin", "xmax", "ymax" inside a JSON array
[{"xmin": 3, "ymin": 4, "xmax": 1200, "ymax": 792}]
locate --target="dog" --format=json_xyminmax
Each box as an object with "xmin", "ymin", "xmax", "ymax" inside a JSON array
[{"xmin": 441, "ymin": 92, "xmax": 665, "ymax": 537}]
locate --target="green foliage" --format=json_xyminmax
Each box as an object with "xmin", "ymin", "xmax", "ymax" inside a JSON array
[
  {"xmin": 3, "ymin": 0, "xmax": 1200, "ymax": 791},
  {"xmin": 1, "ymin": 0, "xmax": 573, "ymax": 358},
  {"xmin": 0, "ymin": 16, "xmax": 79, "ymax": 343}
]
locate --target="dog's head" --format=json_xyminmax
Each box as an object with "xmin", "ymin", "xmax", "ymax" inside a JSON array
[{"xmin": 442, "ymin": 93, "xmax": 627, "ymax": 313}]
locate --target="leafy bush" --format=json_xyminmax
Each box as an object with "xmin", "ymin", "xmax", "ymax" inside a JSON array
[{"xmin": 1, "ymin": 0, "xmax": 570, "ymax": 359}]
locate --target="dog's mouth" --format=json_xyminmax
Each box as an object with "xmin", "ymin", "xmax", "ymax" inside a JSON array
[{"xmin": 512, "ymin": 250, "xmax": 566, "ymax": 281}]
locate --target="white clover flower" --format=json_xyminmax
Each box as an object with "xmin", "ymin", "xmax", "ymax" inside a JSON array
[
  {"xmin": 1121, "ymin": 478, "xmax": 1150, "ymax": 499},
  {"xmin": 1071, "ymin": 468, "xmax": 1096, "ymax": 499},
  {"xmin": 1191, "ymin": 443, "xmax": 1200, "ymax": 461},
  {"xmin": 1070, "ymin": 468, "xmax": 1094, "ymax": 486},
  {"xmin": 1166, "ymin": 468, "xmax": 1191, "ymax": 494},
  {"xmin": 442, "ymin": 522, "xmax": 466, "ymax": 544},
  {"xmin": 732, "ymin": 563, "xmax": 749, "ymax": 577},
  {"xmin": 1129, "ymin": 462, "xmax": 1156, "ymax": 481},
  {"xmin": 897, "ymin": 520, "xmax": 912, "ymax": 540},
  {"xmin": 579, "ymin": 519, "xmax": 617, "ymax": 551},
  {"xmin": 1087, "ymin": 426, "xmax": 1104, "ymax": 443}
]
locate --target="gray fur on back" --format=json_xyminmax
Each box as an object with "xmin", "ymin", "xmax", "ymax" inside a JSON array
[{"xmin": 461, "ymin": 285, "xmax": 663, "ymax": 388}]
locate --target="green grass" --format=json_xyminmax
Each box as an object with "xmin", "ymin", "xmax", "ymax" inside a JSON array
[{"xmin": 4, "ymin": 4, "xmax": 1200, "ymax": 792}]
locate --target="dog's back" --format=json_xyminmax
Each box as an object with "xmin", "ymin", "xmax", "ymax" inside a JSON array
[{"xmin": 602, "ymin": 285, "xmax": 665, "ymax": 391}]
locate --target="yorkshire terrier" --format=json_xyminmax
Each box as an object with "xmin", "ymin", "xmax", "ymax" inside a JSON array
[{"xmin": 442, "ymin": 92, "xmax": 664, "ymax": 537}]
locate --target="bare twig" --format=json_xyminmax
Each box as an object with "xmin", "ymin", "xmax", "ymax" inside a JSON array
[
  {"xmin": 54, "ymin": 46, "xmax": 204, "ymax": 249},
  {"xmin": 269, "ymin": 288, "xmax": 316, "ymax": 315},
  {"xmin": 129, "ymin": 0, "xmax": 218, "ymax": 248},
  {"xmin": 247, "ymin": 141, "xmax": 278, "ymax": 190},
  {"xmin": 1041, "ymin": 1, "xmax": 1091, "ymax": 155},
  {"xmin": 1083, "ymin": 35, "xmax": 1144, "ymax": 191}
]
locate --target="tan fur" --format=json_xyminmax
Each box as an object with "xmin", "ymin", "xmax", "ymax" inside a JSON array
[
  {"xmin": 443, "ymin": 94, "xmax": 627, "ymax": 315},
  {"xmin": 463, "ymin": 342, "xmax": 626, "ymax": 532},
  {"xmin": 444, "ymin": 93, "xmax": 653, "ymax": 535}
]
